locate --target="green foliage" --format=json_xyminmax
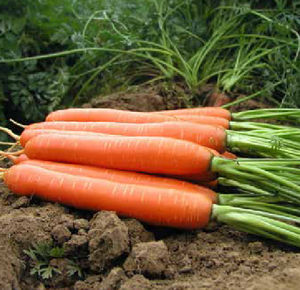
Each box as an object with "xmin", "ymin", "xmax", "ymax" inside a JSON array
[
  {"xmin": 24, "ymin": 242, "xmax": 83, "ymax": 280},
  {"xmin": 0, "ymin": 0, "xmax": 299, "ymax": 128}
]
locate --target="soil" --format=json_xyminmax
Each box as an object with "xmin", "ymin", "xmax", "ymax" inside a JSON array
[{"xmin": 0, "ymin": 87, "xmax": 297, "ymax": 290}]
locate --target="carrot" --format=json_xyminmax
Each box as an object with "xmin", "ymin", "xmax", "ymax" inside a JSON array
[
  {"xmin": 155, "ymin": 107, "xmax": 231, "ymax": 120},
  {"xmin": 4, "ymin": 164, "xmax": 213, "ymax": 229},
  {"xmin": 45, "ymin": 108, "xmax": 231, "ymax": 128},
  {"xmin": 9, "ymin": 158, "xmax": 217, "ymax": 202},
  {"xmin": 46, "ymin": 108, "xmax": 177, "ymax": 123},
  {"xmin": 6, "ymin": 154, "xmax": 29, "ymax": 164},
  {"xmin": 221, "ymin": 151, "xmax": 237, "ymax": 159},
  {"xmin": 173, "ymin": 152, "xmax": 235, "ymax": 184},
  {"xmin": 24, "ymin": 122, "xmax": 227, "ymax": 153},
  {"xmin": 25, "ymin": 134, "xmax": 214, "ymax": 176},
  {"xmin": 4, "ymin": 118, "xmax": 300, "ymax": 159},
  {"xmin": 176, "ymin": 115, "xmax": 230, "ymax": 129},
  {"xmin": 19, "ymin": 129, "xmax": 111, "ymax": 148},
  {"xmin": 4, "ymin": 164, "xmax": 300, "ymax": 248},
  {"xmin": 45, "ymin": 108, "xmax": 231, "ymax": 122},
  {"xmin": 155, "ymin": 107, "xmax": 300, "ymax": 123},
  {"xmin": 23, "ymin": 132, "xmax": 300, "ymax": 204}
]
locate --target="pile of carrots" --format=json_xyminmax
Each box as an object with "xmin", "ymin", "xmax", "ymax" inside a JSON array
[{"xmin": 1, "ymin": 107, "xmax": 300, "ymax": 247}]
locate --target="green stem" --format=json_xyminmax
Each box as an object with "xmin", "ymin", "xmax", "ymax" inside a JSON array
[
  {"xmin": 218, "ymin": 194, "xmax": 300, "ymax": 217},
  {"xmin": 226, "ymin": 131, "xmax": 300, "ymax": 158},
  {"xmin": 232, "ymin": 109, "xmax": 300, "ymax": 122},
  {"xmin": 211, "ymin": 157, "xmax": 300, "ymax": 204},
  {"xmin": 212, "ymin": 205, "xmax": 300, "ymax": 248}
]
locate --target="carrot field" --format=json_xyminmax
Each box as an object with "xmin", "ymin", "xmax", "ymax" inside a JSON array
[{"xmin": 0, "ymin": 1, "xmax": 299, "ymax": 289}]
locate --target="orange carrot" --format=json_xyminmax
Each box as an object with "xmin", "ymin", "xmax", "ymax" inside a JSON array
[
  {"xmin": 4, "ymin": 164, "xmax": 213, "ymax": 229},
  {"xmin": 155, "ymin": 107, "xmax": 231, "ymax": 120},
  {"xmin": 25, "ymin": 122, "xmax": 227, "ymax": 153},
  {"xmin": 45, "ymin": 108, "xmax": 231, "ymax": 128},
  {"xmin": 6, "ymin": 152, "xmax": 218, "ymax": 198},
  {"xmin": 176, "ymin": 115, "xmax": 230, "ymax": 129},
  {"xmin": 24, "ymin": 134, "xmax": 215, "ymax": 177},
  {"xmin": 222, "ymin": 151, "xmax": 237, "ymax": 159},
  {"xmin": 46, "ymin": 108, "xmax": 177, "ymax": 123},
  {"xmin": 19, "ymin": 129, "xmax": 110, "ymax": 147},
  {"xmin": 10, "ymin": 159, "xmax": 216, "ymax": 202},
  {"xmin": 7, "ymin": 154, "xmax": 29, "ymax": 164}
]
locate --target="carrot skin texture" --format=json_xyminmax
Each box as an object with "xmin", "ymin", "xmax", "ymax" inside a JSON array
[
  {"xmin": 19, "ymin": 159, "xmax": 217, "ymax": 202},
  {"xmin": 45, "ymin": 108, "xmax": 230, "ymax": 127},
  {"xmin": 176, "ymin": 115, "xmax": 230, "ymax": 129},
  {"xmin": 20, "ymin": 129, "xmax": 109, "ymax": 147},
  {"xmin": 13, "ymin": 154, "xmax": 29, "ymax": 164},
  {"xmin": 25, "ymin": 122, "xmax": 227, "ymax": 153},
  {"xmin": 25, "ymin": 134, "xmax": 214, "ymax": 176},
  {"xmin": 156, "ymin": 107, "xmax": 231, "ymax": 120},
  {"xmin": 222, "ymin": 151, "xmax": 237, "ymax": 159},
  {"xmin": 4, "ymin": 164, "xmax": 213, "ymax": 229},
  {"xmin": 46, "ymin": 108, "xmax": 177, "ymax": 123}
]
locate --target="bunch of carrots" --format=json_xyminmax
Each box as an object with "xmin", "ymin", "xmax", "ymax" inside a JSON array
[{"xmin": 1, "ymin": 107, "xmax": 300, "ymax": 247}]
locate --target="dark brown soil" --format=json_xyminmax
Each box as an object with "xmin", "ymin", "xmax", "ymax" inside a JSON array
[{"xmin": 0, "ymin": 88, "xmax": 298, "ymax": 289}]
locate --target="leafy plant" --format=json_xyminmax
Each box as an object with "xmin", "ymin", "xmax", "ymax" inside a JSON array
[
  {"xmin": 0, "ymin": 0, "xmax": 299, "ymax": 130},
  {"xmin": 24, "ymin": 242, "xmax": 83, "ymax": 280}
]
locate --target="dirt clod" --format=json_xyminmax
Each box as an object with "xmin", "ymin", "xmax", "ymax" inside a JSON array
[
  {"xmin": 74, "ymin": 275, "xmax": 102, "ymax": 290},
  {"xmin": 64, "ymin": 234, "xmax": 88, "ymax": 256},
  {"xmin": 74, "ymin": 219, "xmax": 89, "ymax": 231},
  {"xmin": 99, "ymin": 267, "xmax": 128, "ymax": 290},
  {"xmin": 46, "ymin": 258, "xmax": 78, "ymax": 288},
  {"xmin": 123, "ymin": 219, "xmax": 155, "ymax": 247},
  {"xmin": 51, "ymin": 225, "xmax": 72, "ymax": 244},
  {"xmin": 88, "ymin": 211, "xmax": 129, "ymax": 272},
  {"xmin": 123, "ymin": 240, "xmax": 170, "ymax": 278},
  {"xmin": 11, "ymin": 196, "xmax": 30, "ymax": 209},
  {"xmin": 0, "ymin": 236, "xmax": 22, "ymax": 290},
  {"xmin": 120, "ymin": 274, "xmax": 152, "ymax": 290},
  {"xmin": 0, "ymin": 212, "xmax": 52, "ymax": 249}
]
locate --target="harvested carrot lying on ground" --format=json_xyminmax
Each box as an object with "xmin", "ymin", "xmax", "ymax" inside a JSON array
[
  {"xmin": 3, "ymin": 157, "xmax": 217, "ymax": 202},
  {"xmin": 46, "ymin": 107, "xmax": 300, "ymax": 124},
  {"xmin": 156, "ymin": 107, "xmax": 300, "ymax": 122},
  {"xmin": 19, "ymin": 121, "xmax": 300, "ymax": 158},
  {"xmin": 21, "ymin": 133, "xmax": 300, "ymax": 204},
  {"xmin": 156, "ymin": 107, "xmax": 231, "ymax": 119},
  {"xmin": 3, "ymin": 164, "xmax": 300, "ymax": 247},
  {"xmin": 46, "ymin": 108, "xmax": 179, "ymax": 123}
]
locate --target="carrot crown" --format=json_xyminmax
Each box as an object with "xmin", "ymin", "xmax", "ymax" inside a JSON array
[
  {"xmin": 211, "ymin": 157, "xmax": 300, "ymax": 205},
  {"xmin": 232, "ymin": 108, "xmax": 300, "ymax": 123},
  {"xmin": 212, "ymin": 204, "xmax": 300, "ymax": 248}
]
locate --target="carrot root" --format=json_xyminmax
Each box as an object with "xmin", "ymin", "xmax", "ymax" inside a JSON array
[
  {"xmin": 0, "ymin": 126, "xmax": 20, "ymax": 141},
  {"xmin": 9, "ymin": 119, "xmax": 27, "ymax": 129},
  {"xmin": 0, "ymin": 149, "xmax": 24, "ymax": 156}
]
